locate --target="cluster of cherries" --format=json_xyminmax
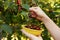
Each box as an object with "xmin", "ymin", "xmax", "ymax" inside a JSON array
[
  {"xmin": 17, "ymin": 0, "xmax": 22, "ymax": 11},
  {"xmin": 25, "ymin": 24, "xmax": 41, "ymax": 30}
]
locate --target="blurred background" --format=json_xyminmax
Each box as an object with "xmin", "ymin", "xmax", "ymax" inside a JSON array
[{"xmin": 0, "ymin": 0, "xmax": 60, "ymax": 40}]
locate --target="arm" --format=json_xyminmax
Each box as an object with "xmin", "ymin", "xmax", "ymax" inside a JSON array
[
  {"xmin": 42, "ymin": 16, "xmax": 60, "ymax": 40},
  {"xmin": 29, "ymin": 7, "xmax": 60, "ymax": 40}
]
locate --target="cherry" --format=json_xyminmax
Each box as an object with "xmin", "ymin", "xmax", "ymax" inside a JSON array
[
  {"xmin": 25, "ymin": 26, "xmax": 28, "ymax": 28},
  {"xmin": 25, "ymin": 24, "xmax": 41, "ymax": 30},
  {"xmin": 29, "ymin": 11, "xmax": 38, "ymax": 18},
  {"xmin": 17, "ymin": 0, "xmax": 22, "ymax": 11},
  {"xmin": 36, "ymin": 27, "xmax": 40, "ymax": 30},
  {"xmin": 28, "ymin": 13, "xmax": 32, "ymax": 18},
  {"xmin": 30, "ymin": 26, "xmax": 33, "ymax": 29},
  {"xmin": 25, "ymin": 26, "xmax": 30, "ymax": 28},
  {"xmin": 31, "ymin": 25, "xmax": 37, "ymax": 29},
  {"xmin": 17, "ymin": 0, "xmax": 21, "ymax": 5}
]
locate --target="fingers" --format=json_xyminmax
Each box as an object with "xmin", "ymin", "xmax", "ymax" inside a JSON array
[
  {"xmin": 38, "ymin": 36, "xmax": 43, "ymax": 40},
  {"xmin": 29, "ymin": 7, "xmax": 45, "ymax": 15},
  {"xmin": 29, "ymin": 7, "xmax": 39, "ymax": 12},
  {"xmin": 21, "ymin": 29, "xmax": 36, "ymax": 38},
  {"xmin": 31, "ymin": 14, "xmax": 36, "ymax": 18},
  {"xmin": 36, "ymin": 17, "xmax": 41, "ymax": 20},
  {"xmin": 29, "ymin": 7, "xmax": 37, "ymax": 9},
  {"xmin": 29, "ymin": 7, "xmax": 40, "ymax": 18},
  {"xmin": 21, "ymin": 29, "xmax": 43, "ymax": 40},
  {"xmin": 29, "ymin": 7, "xmax": 43, "ymax": 17}
]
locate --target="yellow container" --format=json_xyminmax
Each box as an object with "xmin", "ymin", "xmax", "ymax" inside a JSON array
[{"xmin": 22, "ymin": 25, "xmax": 42, "ymax": 36}]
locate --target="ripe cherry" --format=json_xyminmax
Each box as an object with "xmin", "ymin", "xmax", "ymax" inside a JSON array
[
  {"xmin": 32, "ymin": 25, "xmax": 37, "ymax": 29},
  {"xmin": 25, "ymin": 26, "xmax": 28, "ymax": 28},
  {"xmin": 29, "ymin": 13, "xmax": 32, "ymax": 18},
  {"xmin": 17, "ymin": 0, "xmax": 21, "ymax": 5},
  {"xmin": 29, "ymin": 11, "xmax": 37, "ymax": 18},
  {"xmin": 36, "ymin": 27, "xmax": 40, "ymax": 30},
  {"xmin": 25, "ymin": 24, "xmax": 41, "ymax": 30}
]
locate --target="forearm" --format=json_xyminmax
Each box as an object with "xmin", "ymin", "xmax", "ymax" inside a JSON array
[
  {"xmin": 42, "ymin": 16, "xmax": 60, "ymax": 40},
  {"xmin": 29, "ymin": 7, "xmax": 60, "ymax": 40}
]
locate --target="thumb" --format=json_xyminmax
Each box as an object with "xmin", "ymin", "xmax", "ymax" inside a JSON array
[
  {"xmin": 38, "ymin": 36, "xmax": 43, "ymax": 40},
  {"xmin": 21, "ymin": 29, "xmax": 36, "ymax": 38}
]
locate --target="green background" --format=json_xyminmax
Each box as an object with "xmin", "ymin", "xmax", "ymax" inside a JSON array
[{"xmin": 0, "ymin": 0, "xmax": 60, "ymax": 40}]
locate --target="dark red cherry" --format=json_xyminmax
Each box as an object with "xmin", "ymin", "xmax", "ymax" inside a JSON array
[
  {"xmin": 36, "ymin": 27, "xmax": 40, "ymax": 30},
  {"xmin": 25, "ymin": 24, "xmax": 41, "ymax": 30}
]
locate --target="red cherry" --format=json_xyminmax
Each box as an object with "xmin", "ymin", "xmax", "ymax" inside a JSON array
[
  {"xmin": 29, "ymin": 26, "xmax": 33, "ymax": 29},
  {"xmin": 33, "ymin": 26, "xmax": 37, "ymax": 29},
  {"xmin": 25, "ymin": 24, "xmax": 41, "ymax": 30},
  {"xmin": 29, "ymin": 11, "xmax": 38, "ymax": 18},
  {"xmin": 30, "ymin": 11, "xmax": 37, "ymax": 17},
  {"xmin": 25, "ymin": 26, "xmax": 28, "ymax": 28},
  {"xmin": 17, "ymin": 0, "xmax": 21, "ymax": 5},
  {"xmin": 36, "ymin": 27, "xmax": 40, "ymax": 30}
]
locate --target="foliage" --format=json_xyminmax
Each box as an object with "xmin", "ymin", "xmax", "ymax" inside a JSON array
[{"xmin": 0, "ymin": 0, "xmax": 60, "ymax": 40}]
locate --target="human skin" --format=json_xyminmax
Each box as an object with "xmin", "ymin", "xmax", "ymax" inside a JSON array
[{"xmin": 21, "ymin": 7, "xmax": 60, "ymax": 40}]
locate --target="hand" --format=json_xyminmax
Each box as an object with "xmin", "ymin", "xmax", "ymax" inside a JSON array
[
  {"xmin": 21, "ymin": 29, "xmax": 43, "ymax": 40},
  {"xmin": 29, "ymin": 7, "xmax": 60, "ymax": 40},
  {"xmin": 29, "ymin": 7, "xmax": 49, "ymax": 21}
]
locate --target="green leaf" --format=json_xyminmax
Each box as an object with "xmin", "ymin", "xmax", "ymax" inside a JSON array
[
  {"xmin": 20, "ymin": 11, "xmax": 29, "ymax": 21},
  {"xmin": 4, "ymin": 1, "xmax": 9, "ymax": 11},
  {"xmin": 2, "ymin": 31, "xmax": 7, "ymax": 37},
  {"xmin": 1, "ymin": 24, "xmax": 12, "ymax": 34},
  {"xmin": 21, "ymin": 11, "xmax": 27, "ymax": 16},
  {"xmin": 34, "ymin": 0, "xmax": 38, "ymax": 4},
  {"xmin": 22, "ymin": 4, "xmax": 30, "ymax": 11},
  {"xmin": 0, "ymin": 20, "xmax": 3, "ymax": 24},
  {"xmin": 0, "ymin": 0, "xmax": 2, "ymax": 1}
]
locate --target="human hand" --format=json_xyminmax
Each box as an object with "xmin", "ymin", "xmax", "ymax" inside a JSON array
[
  {"xmin": 29, "ymin": 7, "xmax": 49, "ymax": 21},
  {"xmin": 21, "ymin": 29, "xmax": 43, "ymax": 40}
]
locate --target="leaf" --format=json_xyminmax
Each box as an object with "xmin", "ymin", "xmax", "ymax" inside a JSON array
[
  {"xmin": 4, "ymin": 1, "xmax": 9, "ymax": 11},
  {"xmin": 22, "ymin": 4, "xmax": 30, "ymax": 11},
  {"xmin": 2, "ymin": 31, "xmax": 7, "ymax": 37},
  {"xmin": 34, "ymin": 0, "xmax": 38, "ymax": 4},
  {"xmin": 21, "ymin": 11, "xmax": 27, "ymax": 16},
  {"xmin": 0, "ymin": 20, "xmax": 3, "ymax": 24},
  {"xmin": 20, "ymin": 11, "xmax": 29, "ymax": 21},
  {"xmin": 1, "ymin": 24, "xmax": 12, "ymax": 34}
]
